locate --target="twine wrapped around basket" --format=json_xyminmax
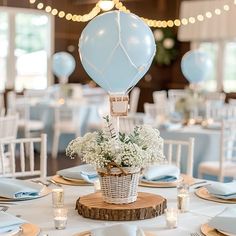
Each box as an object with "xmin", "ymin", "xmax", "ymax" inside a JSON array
[{"xmin": 98, "ymin": 162, "xmax": 140, "ymax": 204}]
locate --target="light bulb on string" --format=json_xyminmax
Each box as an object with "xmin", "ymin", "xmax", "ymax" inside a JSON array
[{"xmin": 98, "ymin": 0, "xmax": 115, "ymax": 11}]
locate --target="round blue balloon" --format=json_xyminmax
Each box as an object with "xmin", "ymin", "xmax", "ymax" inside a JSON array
[
  {"xmin": 79, "ymin": 11, "xmax": 156, "ymax": 94},
  {"xmin": 181, "ymin": 50, "xmax": 213, "ymax": 84},
  {"xmin": 52, "ymin": 52, "xmax": 76, "ymax": 78}
]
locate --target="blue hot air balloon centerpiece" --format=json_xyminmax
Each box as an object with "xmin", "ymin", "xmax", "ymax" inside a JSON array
[{"xmin": 79, "ymin": 10, "xmax": 156, "ymax": 116}]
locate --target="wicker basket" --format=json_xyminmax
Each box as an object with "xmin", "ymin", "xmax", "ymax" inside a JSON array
[{"xmin": 98, "ymin": 162, "xmax": 140, "ymax": 204}]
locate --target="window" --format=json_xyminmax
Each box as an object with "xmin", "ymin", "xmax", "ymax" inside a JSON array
[
  {"xmin": 0, "ymin": 7, "xmax": 54, "ymax": 92},
  {"xmin": 0, "ymin": 12, "xmax": 8, "ymax": 92},
  {"xmin": 195, "ymin": 41, "xmax": 236, "ymax": 92}
]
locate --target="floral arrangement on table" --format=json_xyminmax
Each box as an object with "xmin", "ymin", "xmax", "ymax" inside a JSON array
[
  {"xmin": 66, "ymin": 116, "xmax": 165, "ymax": 169},
  {"xmin": 153, "ymin": 28, "xmax": 178, "ymax": 66},
  {"xmin": 66, "ymin": 116, "xmax": 165, "ymax": 204},
  {"xmin": 175, "ymin": 86, "xmax": 205, "ymax": 120}
]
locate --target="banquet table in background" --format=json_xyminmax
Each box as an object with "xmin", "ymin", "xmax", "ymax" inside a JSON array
[
  {"xmin": 160, "ymin": 125, "xmax": 221, "ymax": 178},
  {"xmin": 6, "ymin": 181, "xmax": 234, "ymax": 236},
  {"xmin": 26, "ymin": 87, "xmax": 108, "ymax": 153}
]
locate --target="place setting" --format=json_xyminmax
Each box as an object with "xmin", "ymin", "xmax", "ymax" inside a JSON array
[
  {"xmin": 50, "ymin": 164, "xmax": 98, "ymax": 186},
  {"xmin": 0, "ymin": 211, "xmax": 40, "ymax": 236},
  {"xmin": 139, "ymin": 164, "xmax": 195, "ymax": 188},
  {"xmin": 0, "ymin": 178, "xmax": 51, "ymax": 202},
  {"xmin": 200, "ymin": 207, "xmax": 236, "ymax": 236},
  {"xmin": 195, "ymin": 181, "xmax": 236, "ymax": 204}
]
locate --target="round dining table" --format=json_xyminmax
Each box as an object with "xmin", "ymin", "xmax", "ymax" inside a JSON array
[{"xmin": 6, "ymin": 179, "xmax": 234, "ymax": 236}]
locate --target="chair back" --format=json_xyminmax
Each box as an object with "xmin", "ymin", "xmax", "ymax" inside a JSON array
[
  {"xmin": 119, "ymin": 115, "xmax": 144, "ymax": 133},
  {"xmin": 144, "ymin": 103, "xmax": 167, "ymax": 123},
  {"xmin": 218, "ymin": 119, "xmax": 236, "ymax": 181},
  {"xmin": 205, "ymin": 92, "xmax": 226, "ymax": 102},
  {"xmin": 129, "ymin": 87, "xmax": 140, "ymax": 114},
  {"xmin": 0, "ymin": 115, "xmax": 18, "ymax": 140},
  {"xmin": 0, "ymin": 134, "xmax": 47, "ymax": 178},
  {"xmin": 153, "ymin": 90, "xmax": 167, "ymax": 104},
  {"xmin": 164, "ymin": 137, "xmax": 195, "ymax": 176},
  {"xmin": 228, "ymin": 98, "xmax": 236, "ymax": 105},
  {"xmin": 206, "ymin": 103, "xmax": 236, "ymax": 121}
]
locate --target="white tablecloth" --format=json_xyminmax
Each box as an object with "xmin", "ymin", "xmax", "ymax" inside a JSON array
[{"xmin": 6, "ymin": 182, "xmax": 234, "ymax": 236}]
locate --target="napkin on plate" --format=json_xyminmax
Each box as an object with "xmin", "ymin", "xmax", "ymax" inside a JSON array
[
  {"xmin": 141, "ymin": 165, "xmax": 180, "ymax": 183},
  {"xmin": 0, "ymin": 178, "xmax": 43, "ymax": 199},
  {"xmin": 208, "ymin": 207, "xmax": 236, "ymax": 235},
  {"xmin": 206, "ymin": 182, "xmax": 236, "ymax": 199},
  {"xmin": 0, "ymin": 211, "xmax": 26, "ymax": 234},
  {"xmin": 91, "ymin": 224, "xmax": 145, "ymax": 236},
  {"xmin": 57, "ymin": 164, "xmax": 98, "ymax": 183}
]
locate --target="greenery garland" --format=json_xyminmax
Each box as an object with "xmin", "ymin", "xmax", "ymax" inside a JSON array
[{"xmin": 153, "ymin": 28, "xmax": 178, "ymax": 66}]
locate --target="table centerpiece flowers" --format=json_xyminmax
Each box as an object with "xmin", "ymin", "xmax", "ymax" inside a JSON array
[{"xmin": 66, "ymin": 116, "xmax": 165, "ymax": 204}]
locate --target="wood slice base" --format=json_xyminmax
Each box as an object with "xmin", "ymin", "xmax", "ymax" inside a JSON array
[{"xmin": 76, "ymin": 192, "xmax": 167, "ymax": 221}]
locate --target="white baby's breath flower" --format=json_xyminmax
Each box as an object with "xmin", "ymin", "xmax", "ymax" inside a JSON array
[{"xmin": 66, "ymin": 120, "xmax": 165, "ymax": 169}]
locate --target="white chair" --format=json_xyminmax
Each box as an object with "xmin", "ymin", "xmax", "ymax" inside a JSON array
[
  {"xmin": 129, "ymin": 87, "xmax": 140, "ymax": 114},
  {"xmin": 119, "ymin": 114, "xmax": 144, "ymax": 133},
  {"xmin": 206, "ymin": 103, "xmax": 236, "ymax": 121},
  {"xmin": 164, "ymin": 137, "xmax": 195, "ymax": 176},
  {"xmin": 0, "ymin": 93, "xmax": 5, "ymax": 116},
  {"xmin": 7, "ymin": 91, "xmax": 45, "ymax": 138},
  {"xmin": 204, "ymin": 92, "xmax": 226, "ymax": 102},
  {"xmin": 0, "ymin": 115, "xmax": 18, "ymax": 141},
  {"xmin": 228, "ymin": 98, "xmax": 236, "ymax": 105},
  {"xmin": 153, "ymin": 90, "xmax": 168, "ymax": 104},
  {"xmin": 52, "ymin": 104, "xmax": 81, "ymax": 158},
  {"xmin": 144, "ymin": 103, "xmax": 167, "ymax": 124},
  {"xmin": 0, "ymin": 134, "xmax": 47, "ymax": 178},
  {"xmin": 168, "ymin": 89, "xmax": 187, "ymax": 113},
  {"xmin": 198, "ymin": 119, "xmax": 236, "ymax": 182}
]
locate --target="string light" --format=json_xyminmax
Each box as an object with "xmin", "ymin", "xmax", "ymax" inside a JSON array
[{"xmin": 29, "ymin": 0, "xmax": 235, "ymax": 28}]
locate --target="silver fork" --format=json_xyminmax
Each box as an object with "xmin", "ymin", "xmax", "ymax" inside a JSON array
[{"xmin": 31, "ymin": 180, "xmax": 51, "ymax": 187}]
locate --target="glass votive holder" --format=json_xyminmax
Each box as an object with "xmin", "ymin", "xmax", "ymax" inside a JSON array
[
  {"xmin": 165, "ymin": 208, "xmax": 178, "ymax": 229},
  {"xmin": 52, "ymin": 188, "xmax": 64, "ymax": 208},
  {"xmin": 53, "ymin": 208, "xmax": 68, "ymax": 230},
  {"xmin": 93, "ymin": 179, "xmax": 101, "ymax": 192},
  {"xmin": 177, "ymin": 182, "xmax": 190, "ymax": 213}
]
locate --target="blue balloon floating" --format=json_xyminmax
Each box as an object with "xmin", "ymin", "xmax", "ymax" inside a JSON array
[
  {"xmin": 181, "ymin": 50, "xmax": 213, "ymax": 84},
  {"xmin": 52, "ymin": 52, "xmax": 76, "ymax": 81},
  {"xmin": 79, "ymin": 11, "xmax": 156, "ymax": 94}
]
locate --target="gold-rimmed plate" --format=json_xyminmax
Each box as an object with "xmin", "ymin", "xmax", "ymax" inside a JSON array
[
  {"xmin": 195, "ymin": 187, "xmax": 236, "ymax": 204},
  {"xmin": 51, "ymin": 175, "xmax": 92, "ymax": 186},
  {"xmin": 139, "ymin": 174, "xmax": 195, "ymax": 188},
  {"xmin": 201, "ymin": 223, "xmax": 227, "ymax": 236}
]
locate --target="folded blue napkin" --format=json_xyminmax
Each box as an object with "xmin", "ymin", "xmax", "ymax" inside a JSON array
[
  {"xmin": 57, "ymin": 164, "xmax": 98, "ymax": 183},
  {"xmin": 0, "ymin": 178, "xmax": 43, "ymax": 199},
  {"xmin": 91, "ymin": 224, "xmax": 145, "ymax": 236},
  {"xmin": 0, "ymin": 211, "xmax": 26, "ymax": 234},
  {"xmin": 206, "ymin": 182, "xmax": 236, "ymax": 199},
  {"xmin": 142, "ymin": 165, "xmax": 180, "ymax": 182},
  {"xmin": 208, "ymin": 207, "xmax": 236, "ymax": 234}
]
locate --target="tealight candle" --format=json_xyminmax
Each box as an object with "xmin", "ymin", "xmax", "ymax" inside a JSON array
[
  {"xmin": 52, "ymin": 188, "xmax": 64, "ymax": 208},
  {"xmin": 177, "ymin": 183, "xmax": 190, "ymax": 212},
  {"xmin": 165, "ymin": 208, "xmax": 178, "ymax": 229},
  {"xmin": 93, "ymin": 179, "xmax": 101, "ymax": 192},
  {"xmin": 53, "ymin": 208, "xmax": 68, "ymax": 230}
]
